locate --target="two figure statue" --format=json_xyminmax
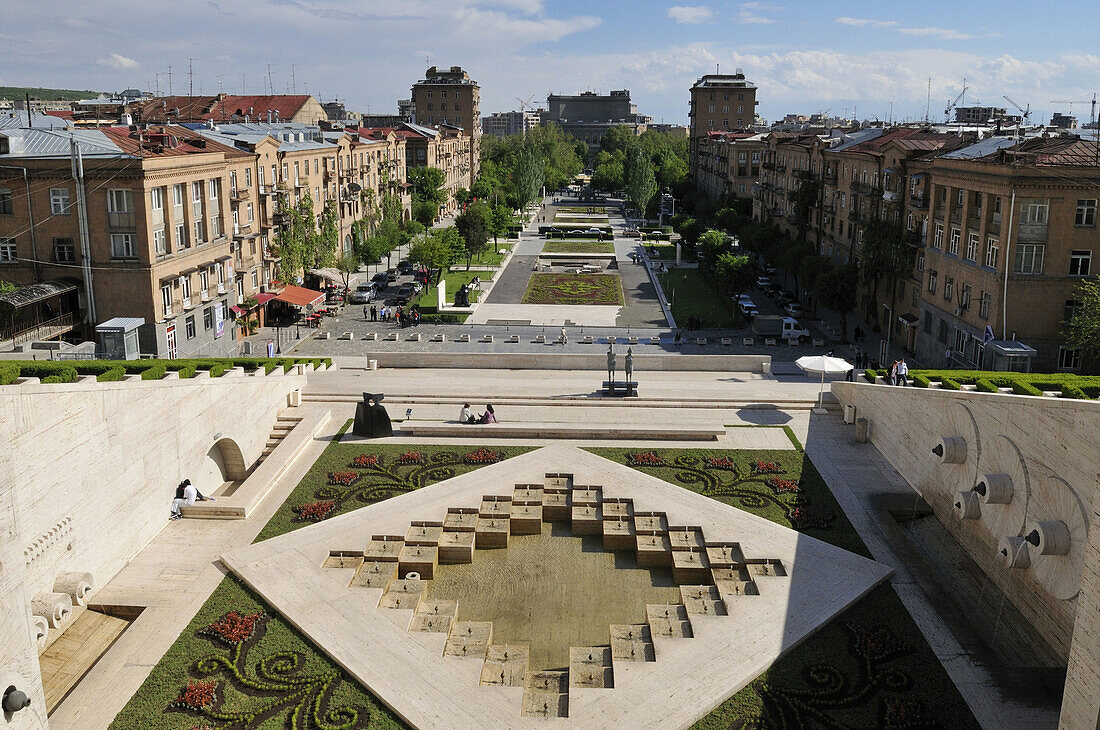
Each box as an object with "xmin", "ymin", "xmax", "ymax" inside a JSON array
[{"xmin": 607, "ymin": 344, "xmax": 634, "ymax": 383}]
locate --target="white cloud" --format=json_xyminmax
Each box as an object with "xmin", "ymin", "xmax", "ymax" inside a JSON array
[
  {"xmin": 897, "ymin": 26, "xmax": 976, "ymax": 40},
  {"xmin": 741, "ymin": 1, "xmax": 784, "ymax": 9},
  {"xmin": 738, "ymin": 13, "xmax": 776, "ymax": 24},
  {"xmin": 96, "ymin": 53, "xmax": 139, "ymax": 70},
  {"xmin": 737, "ymin": 2, "xmax": 781, "ymax": 24},
  {"xmin": 835, "ymin": 17, "xmax": 897, "ymax": 28},
  {"xmin": 667, "ymin": 6, "xmax": 713, "ymax": 24}
]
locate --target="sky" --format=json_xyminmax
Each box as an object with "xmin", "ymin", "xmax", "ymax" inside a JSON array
[{"xmin": 1, "ymin": 0, "xmax": 1099, "ymax": 126}]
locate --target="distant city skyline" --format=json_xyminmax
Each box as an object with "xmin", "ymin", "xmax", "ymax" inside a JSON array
[{"xmin": 2, "ymin": 0, "xmax": 1098, "ymax": 126}]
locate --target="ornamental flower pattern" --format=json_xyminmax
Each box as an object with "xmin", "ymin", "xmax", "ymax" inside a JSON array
[
  {"xmin": 396, "ymin": 451, "xmax": 424, "ymax": 465},
  {"xmin": 172, "ymin": 680, "xmax": 217, "ymax": 711},
  {"xmin": 295, "ymin": 500, "xmax": 336, "ymax": 522},
  {"xmin": 766, "ymin": 478, "xmax": 801, "ymax": 494},
  {"xmin": 463, "ymin": 448, "xmax": 502, "ymax": 464},
  {"xmin": 328, "ymin": 471, "xmax": 360, "ymax": 487},
  {"xmin": 351, "ymin": 454, "xmax": 378, "ymax": 468},
  {"xmin": 751, "ymin": 460, "xmax": 783, "ymax": 474},
  {"xmin": 627, "ymin": 451, "xmax": 665, "ymax": 467},
  {"xmin": 199, "ymin": 611, "xmax": 265, "ymax": 646}
]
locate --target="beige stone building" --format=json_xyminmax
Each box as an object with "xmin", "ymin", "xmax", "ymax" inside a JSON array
[
  {"xmin": 131, "ymin": 94, "xmax": 327, "ymax": 125},
  {"xmin": 694, "ymin": 131, "xmax": 765, "ymax": 200},
  {"xmin": 411, "ymin": 66, "xmax": 481, "ymax": 179},
  {"xmin": 689, "ymin": 72, "xmax": 758, "ymax": 179}
]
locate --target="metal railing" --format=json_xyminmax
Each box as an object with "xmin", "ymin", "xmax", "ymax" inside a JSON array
[{"xmin": 4, "ymin": 313, "xmax": 76, "ymax": 347}]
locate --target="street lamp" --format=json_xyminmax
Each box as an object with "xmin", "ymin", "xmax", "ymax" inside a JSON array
[{"xmin": 276, "ymin": 324, "xmax": 282, "ymax": 354}]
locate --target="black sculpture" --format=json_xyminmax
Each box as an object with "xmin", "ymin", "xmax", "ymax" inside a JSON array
[
  {"xmin": 455, "ymin": 284, "xmax": 470, "ymax": 308},
  {"xmin": 354, "ymin": 392, "xmax": 393, "ymax": 437}
]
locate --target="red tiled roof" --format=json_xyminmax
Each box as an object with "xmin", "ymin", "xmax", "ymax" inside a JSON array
[
  {"xmin": 44, "ymin": 110, "xmax": 75, "ymax": 119},
  {"xmin": 132, "ymin": 94, "xmax": 312, "ymax": 123},
  {"xmin": 101, "ymin": 125, "xmax": 248, "ymax": 159}
]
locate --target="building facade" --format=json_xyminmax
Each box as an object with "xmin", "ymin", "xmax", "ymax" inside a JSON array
[
  {"xmin": 543, "ymin": 90, "xmax": 652, "ymax": 148},
  {"xmin": 130, "ymin": 94, "xmax": 327, "ymax": 126},
  {"xmin": 481, "ymin": 110, "xmax": 540, "ymax": 137},
  {"xmin": 410, "ymin": 66, "xmax": 481, "ymax": 178},
  {"xmin": 688, "ymin": 72, "xmax": 758, "ymax": 179}
]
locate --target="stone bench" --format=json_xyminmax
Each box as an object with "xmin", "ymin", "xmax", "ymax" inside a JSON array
[
  {"xmin": 628, "ymin": 336, "xmax": 639, "ymax": 345},
  {"xmin": 602, "ymin": 380, "xmax": 638, "ymax": 397},
  {"xmin": 364, "ymin": 332, "xmax": 377, "ymax": 341},
  {"xmin": 480, "ymin": 334, "xmax": 494, "ymax": 343},
  {"xmin": 432, "ymin": 333, "xmax": 445, "ymax": 342},
  {"xmin": 507, "ymin": 335, "xmax": 520, "ymax": 343},
  {"xmin": 316, "ymin": 331, "xmax": 330, "ymax": 339},
  {"xmin": 403, "ymin": 421, "xmax": 723, "ymax": 441},
  {"xmin": 458, "ymin": 333, "xmax": 470, "ymax": 342},
  {"xmin": 581, "ymin": 336, "xmax": 594, "ymax": 344},
  {"xmin": 534, "ymin": 334, "xmax": 546, "ymax": 343},
  {"xmin": 765, "ymin": 337, "xmax": 776, "ymax": 346},
  {"xmin": 338, "ymin": 332, "xmax": 353, "ymax": 340},
  {"xmin": 743, "ymin": 337, "xmax": 754, "ymax": 346},
  {"xmin": 696, "ymin": 338, "xmax": 707, "ymax": 346},
  {"xmin": 721, "ymin": 338, "xmax": 732, "ymax": 346},
  {"xmin": 650, "ymin": 336, "xmax": 661, "ymax": 345},
  {"xmin": 607, "ymin": 336, "xmax": 617, "ymax": 344},
  {"xmin": 408, "ymin": 333, "xmax": 421, "ymax": 342},
  {"xmin": 812, "ymin": 338, "xmax": 824, "ymax": 347},
  {"xmin": 386, "ymin": 332, "xmax": 399, "ymax": 341}
]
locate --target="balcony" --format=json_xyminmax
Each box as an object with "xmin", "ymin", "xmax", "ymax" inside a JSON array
[
  {"xmin": 233, "ymin": 224, "xmax": 254, "ymax": 239},
  {"xmin": 263, "ymin": 246, "xmax": 281, "ymax": 262},
  {"xmin": 217, "ymin": 282, "xmax": 227, "ymax": 294},
  {"xmin": 294, "ymin": 176, "xmax": 309, "ymax": 189},
  {"xmin": 824, "ymin": 170, "xmax": 837, "ymax": 184},
  {"xmin": 910, "ymin": 195, "xmax": 929, "ymax": 210},
  {"xmin": 822, "ymin": 202, "xmax": 836, "ymax": 215},
  {"xmin": 949, "ymin": 211, "xmax": 962, "ymax": 225},
  {"xmin": 182, "ymin": 296, "xmax": 192, "ymax": 310},
  {"xmin": 201, "ymin": 290, "xmax": 211, "ymax": 302},
  {"xmin": 230, "ymin": 187, "xmax": 249, "ymax": 203},
  {"xmin": 260, "ymin": 184, "xmax": 278, "ymax": 196},
  {"xmin": 852, "ymin": 181, "xmax": 882, "ymax": 196}
]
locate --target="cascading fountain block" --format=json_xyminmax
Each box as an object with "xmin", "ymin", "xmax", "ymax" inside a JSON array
[
  {"xmin": 1025, "ymin": 520, "xmax": 1071, "ymax": 556},
  {"xmin": 932, "ymin": 436, "xmax": 967, "ymax": 464},
  {"xmin": 974, "ymin": 473, "xmax": 1013, "ymax": 504},
  {"xmin": 998, "ymin": 536, "xmax": 1031, "ymax": 569},
  {"xmin": 953, "ymin": 490, "xmax": 981, "ymax": 519}
]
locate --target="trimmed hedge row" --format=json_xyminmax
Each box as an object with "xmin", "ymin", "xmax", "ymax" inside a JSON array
[
  {"xmin": 0, "ymin": 356, "xmax": 331, "ymax": 385},
  {"xmin": 861, "ymin": 367, "xmax": 1099, "ymax": 399}
]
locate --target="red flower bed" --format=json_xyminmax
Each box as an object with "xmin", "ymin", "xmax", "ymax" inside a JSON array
[
  {"xmin": 463, "ymin": 448, "xmax": 502, "ymax": 464},
  {"xmin": 201, "ymin": 611, "xmax": 264, "ymax": 645},
  {"xmin": 766, "ymin": 478, "xmax": 800, "ymax": 494},
  {"xmin": 627, "ymin": 451, "xmax": 664, "ymax": 467},
  {"xmin": 172, "ymin": 680, "xmax": 217, "ymax": 710},
  {"xmin": 751, "ymin": 460, "xmax": 783, "ymax": 474},
  {"xmin": 397, "ymin": 451, "xmax": 424, "ymax": 465},
  {"xmin": 328, "ymin": 471, "xmax": 359, "ymax": 486},
  {"xmin": 351, "ymin": 454, "xmax": 378, "ymax": 468},
  {"xmin": 704, "ymin": 456, "xmax": 737, "ymax": 470},
  {"xmin": 296, "ymin": 500, "xmax": 335, "ymax": 521},
  {"xmin": 789, "ymin": 506, "xmax": 835, "ymax": 530}
]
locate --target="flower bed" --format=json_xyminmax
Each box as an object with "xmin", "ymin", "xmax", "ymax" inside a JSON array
[
  {"xmin": 766, "ymin": 478, "xmax": 800, "ymax": 494},
  {"xmin": 751, "ymin": 460, "xmax": 783, "ymax": 474},
  {"xmin": 328, "ymin": 471, "xmax": 360, "ymax": 487},
  {"xmin": 294, "ymin": 500, "xmax": 335, "ymax": 521},
  {"xmin": 396, "ymin": 451, "xmax": 424, "ymax": 465},
  {"xmin": 522, "ymin": 273, "xmax": 624, "ymax": 306},
  {"xmin": 463, "ymin": 448, "xmax": 502, "ymax": 464},
  {"xmin": 170, "ymin": 680, "xmax": 217, "ymax": 711},
  {"xmin": 704, "ymin": 456, "xmax": 738, "ymax": 471},
  {"xmin": 200, "ymin": 611, "xmax": 264, "ymax": 645},
  {"xmin": 542, "ymin": 240, "xmax": 616, "ymax": 253},
  {"xmin": 627, "ymin": 451, "xmax": 665, "ymax": 467},
  {"xmin": 352, "ymin": 454, "xmax": 379, "ymax": 468}
]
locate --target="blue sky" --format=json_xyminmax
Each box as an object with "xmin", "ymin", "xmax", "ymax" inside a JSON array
[{"xmin": 2, "ymin": 0, "xmax": 1098, "ymax": 126}]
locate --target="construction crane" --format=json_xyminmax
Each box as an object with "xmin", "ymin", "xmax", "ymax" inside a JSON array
[
  {"xmin": 515, "ymin": 95, "xmax": 535, "ymax": 113},
  {"xmin": 1050, "ymin": 93, "xmax": 1097, "ymax": 127},
  {"xmin": 944, "ymin": 79, "xmax": 968, "ymax": 122},
  {"xmin": 1002, "ymin": 95, "xmax": 1031, "ymax": 123}
]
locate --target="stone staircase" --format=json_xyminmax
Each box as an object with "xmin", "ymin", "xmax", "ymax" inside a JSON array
[{"xmin": 260, "ymin": 414, "xmax": 301, "ymax": 460}]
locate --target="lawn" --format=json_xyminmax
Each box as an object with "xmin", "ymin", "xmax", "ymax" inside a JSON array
[
  {"xmin": 457, "ymin": 242, "xmax": 512, "ymax": 268},
  {"xmin": 658, "ymin": 268, "xmax": 738, "ymax": 328},
  {"xmin": 542, "ymin": 240, "xmax": 616, "ymax": 254},
  {"xmin": 410, "ymin": 271, "xmax": 483, "ymax": 313},
  {"xmin": 643, "ymin": 243, "xmax": 689, "ymax": 261},
  {"xmin": 522, "ymin": 272, "xmax": 624, "ymax": 306},
  {"xmin": 111, "ymin": 439, "xmax": 533, "ymax": 730},
  {"xmin": 591, "ymin": 445, "xmax": 980, "ymax": 730}
]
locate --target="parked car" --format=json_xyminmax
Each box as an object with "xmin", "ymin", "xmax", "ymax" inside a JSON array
[
  {"xmin": 739, "ymin": 301, "xmax": 759, "ymax": 319},
  {"xmin": 397, "ymin": 260, "xmax": 414, "ymax": 274},
  {"xmin": 371, "ymin": 272, "xmax": 388, "ymax": 287},
  {"xmin": 776, "ymin": 291, "xmax": 794, "ymax": 305},
  {"xmin": 736, "ymin": 294, "xmax": 754, "ymax": 304},
  {"xmin": 784, "ymin": 302, "xmax": 804, "ymax": 318},
  {"xmin": 385, "ymin": 268, "xmax": 399, "ymax": 282},
  {"xmin": 763, "ymin": 265, "xmax": 778, "ymax": 276},
  {"xmin": 756, "ymin": 276, "xmax": 771, "ymax": 289},
  {"xmin": 348, "ymin": 283, "xmax": 376, "ymax": 304}
]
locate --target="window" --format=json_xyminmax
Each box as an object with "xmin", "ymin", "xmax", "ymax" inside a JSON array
[
  {"xmin": 917, "ymin": 253, "xmax": 925, "ymax": 272},
  {"xmin": 246, "ymin": 202, "xmax": 254, "ymax": 222},
  {"xmin": 1014, "ymin": 244, "xmax": 1045, "ymax": 274},
  {"xmin": 948, "ymin": 228, "xmax": 960, "ymax": 255},
  {"xmin": 161, "ymin": 284, "xmax": 172, "ymax": 316},
  {"xmin": 203, "ymin": 306, "xmax": 213, "ymax": 330},
  {"xmin": 176, "ymin": 223, "xmax": 188, "ymax": 249},
  {"xmin": 979, "ymin": 291, "xmax": 991, "ymax": 319},
  {"xmin": 454, "ymin": 103, "xmax": 461, "ymax": 111},
  {"xmin": 1070, "ymin": 250, "xmax": 1092, "ymax": 276},
  {"xmin": 923, "ymin": 312, "xmax": 933, "ymax": 335},
  {"xmin": 209, "ymin": 178, "xmax": 220, "ymax": 200},
  {"xmin": 0, "ymin": 189, "xmax": 12, "ymax": 214},
  {"xmin": 251, "ymin": 270, "xmax": 258, "ymax": 289},
  {"xmin": 965, "ymin": 232, "xmax": 978, "ymax": 261},
  {"xmin": 110, "ymin": 233, "xmax": 136, "ymax": 258},
  {"xmin": 210, "ymin": 215, "xmax": 223, "ymax": 238},
  {"xmin": 1065, "ymin": 299, "xmax": 1083, "ymax": 323},
  {"xmin": 938, "ymin": 319, "xmax": 948, "ymax": 343},
  {"xmin": 150, "ymin": 186, "xmax": 164, "ymax": 211},
  {"xmin": 180, "ymin": 276, "xmax": 192, "ymax": 306},
  {"xmin": 737, "ymin": 106, "xmax": 744, "ymax": 114},
  {"xmin": 722, "ymin": 105, "xmax": 729, "ymax": 113},
  {"xmin": 933, "ymin": 224, "xmax": 943, "ymax": 248},
  {"xmin": 191, "ymin": 181, "xmax": 203, "ymax": 202},
  {"xmin": 193, "ymin": 219, "xmax": 205, "ymax": 244},
  {"xmin": 943, "ymin": 276, "xmax": 953, "ymax": 301},
  {"xmin": 107, "ymin": 188, "xmax": 133, "ymax": 213},
  {"xmin": 927, "ymin": 269, "xmax": 937, "ymax": 293},
  {"xmin": 440, "ymin": 103, "xmax": 447, "ymax": 111},
  {"xmin": 956, "ymin": 188, "xmax": 964, "ymax": 206},
  {"xmin": 153, "ymin": 228, "xmax": 167, "ymax": 255},
  {"xmin": 200, "ymin": 269, "xmax": 209, "ymax": 292},
  {"xmin": 0, "ymin": 238, "xmax": 15, "ymax": 262},
  {"xmin": 907, "ymin": 211, "xmax": 914, "ymax": 230},
  {"xmin": 244, "ymin": 168, "xmax": 252, "ymax": 187},
  {"xmin": 1020, "ymin": 201, "xmax": 1048, "ymax": 225},
  {"xmin": 185, "ymin": 315, "xmax": 196, "ymax": 340},
  {"xmin": 1074, "ymin": 199, "xmax": 1096, "ymax": 226},
  {"xmin": 984, "ymin": 237, "xmax": 999, "ymax": 269},
  {"xmin": 173, "ymin": 183, "xmax": 184, "ymax": 206},
  {"xmin": 960, "ymin": 283, "xmax": 972, "ymax": 310},
  {"xmin": 53, "ymin": 237, "xmax": 75, "ymax": 263},
  {"xmin": 1058, "ymin": 347, "xmax": 1082, "ymax": 371},
  {"xmin": 50, "ymin": 188, "xmax": 71, "ymax": 214}
]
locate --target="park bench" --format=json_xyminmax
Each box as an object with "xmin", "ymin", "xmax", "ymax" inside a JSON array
[
  {"xmin": 602, "ymin": 380, "xmax": 638, "ymax": 397},
  {"xmin": 432, "ymin": 333, "xmax": 445, "ymax": 342},
  {"xmin": 721, "ymin": 338, "xmax": 732, "ymax": 346},
  {"xmin": 386, "ymin": 332, "xmax": 398, "ymax": 341},
  {"xmin": 458, "ymin": 334, "xmax": 470, "ymax": 342}
]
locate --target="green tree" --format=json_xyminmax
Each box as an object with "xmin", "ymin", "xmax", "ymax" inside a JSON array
[
  {"xmin": 408, "ymin": 227, "xmax": 459, "ymax": 290},
  {"xmin": 624, "ymin": 146, "xmax": 658, "ymax": 219},
  {"xmin": 408, "ymin": 166, "xmax": 447, "ymax": 226},
  {"xmin": 487, "ymin": 203, "xmax": 513, "ymax": 246},
  {"xmin": 859, "ymin": 219, "xmax": 916, "ymax": 332},
  {"xmin": 787, "ymin": 172, "xmax": 819, "ymax": 245},
  {"xmin": 511, "ymin": 146, "xmax": 545, "ymax": 210},
  {"xmin": 592, "ymin": 150, "xmax": 625, "ymax": 192},
  {"xmin": 816, "ymin": 263, "xmax": 859, "ymax": 344},
  {"xmin": 600, "ymin": 126, "xmax": 638, "ymax": 156},
  {"xmin": 696, "ymin": 229, "xmax": 732, "ymax": 285},
  {"xmin": 335, "ymin": 252, "xmax": 360, "ymax": 294},
  {"xmin": 1063, "ymin": 275, "xmax": 1100, "ymax": 358},
  {"xmin": 314, "ymin": 200, "xmax": 340, "ymax": 268},
  {"xmin": 715, "ymin": 253, "xmax": 757, "ymax": 316},
  {"xmin": 455, "ymin": 201, "xmax": 490, "ymax": 268}
]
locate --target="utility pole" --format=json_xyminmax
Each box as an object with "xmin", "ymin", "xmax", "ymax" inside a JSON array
[
  {"xmin": 188, "ymin": 58, "xmax": 195, "ymax": 99},
  {"xmin": 167, "ymin": 65, "xmax": 173, "ymax": 96},
  {"xmin": 291, "ymin": 64, "xmax": 296, "ymax": 94},
  {"xmin": 70, "ymin": 136, "xmax": 96, "ymax": 325},
  {"xmin": 267, "ymin": 64, "xmax": 275, "ymax": 96}
]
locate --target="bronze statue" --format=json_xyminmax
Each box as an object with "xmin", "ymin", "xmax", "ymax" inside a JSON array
[
  {"xmin": 625, "ymin": 347, "xmax": 634, "ymax": 382},
  {"xmin": 606, "ymin": 344, "xmax": 616, "ymax": 382}
]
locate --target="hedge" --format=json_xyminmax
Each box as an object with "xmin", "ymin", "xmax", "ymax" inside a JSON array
[
  {"xmin": 1012, "ymin": 381, "xmax": 1044, "ymax": 397},
  {"xmin": 976, "ymin": 379, "xmax": 998, "ymax": 393},
  {"xmin": 939, "ymin": 377, "xmax": 961, "ymax": 390},
  {"xmin": 1061, "ymin": 384, "xmax": 1089, "ymax": 399},
  {"xmin": 0, "ymin": 357, "xmax": 329, "ymax": 385},
  {"xmin": 912, "ymin": 374, "xmax": 931, "ymax": 388},
  {"xmin": 908, "ymin": 369, "xmax": 1099, "ymax": 399}
]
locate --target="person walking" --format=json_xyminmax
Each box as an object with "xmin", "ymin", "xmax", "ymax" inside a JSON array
[
  {"xmin": 889, "ymin": 360, "xmax": 899, "ymax": 386},
  {"xmin": 371, "ymin": 305, "xmax": 377, "ymax": 322},
  {"xmin": 944, "ymin": 348, "xmax": 952, "ymax": 368},
  {"xmin": 896, "ymin": 358, "xmax": 909, "ymax": 386},
  {"xmin": 559, "ymin": 326, "xmax": 568, "ymax": 345},
  {"xmin": 363, "ymin": 305, "xmax": 370, "ymax": 320}
]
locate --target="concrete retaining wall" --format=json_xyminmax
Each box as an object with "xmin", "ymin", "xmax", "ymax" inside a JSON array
[
  {"xmin": 353, "ymin": 352, "xmax": 770, "ymax": 372},
  {"xmin": 830, "ymin": 381, "xmax": 1100, "ymax": 729},
  {"xmin": 0, "ymin": 370, "xmax": 305, "ymax": 727}
]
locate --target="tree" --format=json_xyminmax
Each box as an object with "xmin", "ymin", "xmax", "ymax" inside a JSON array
[
  {"xmin": 408, "ymin": 166, "xmax": 447, "ymax": 226},
  {"xmin": 455, "ymin": 201, "xmax": 490, "ymax": 268},
  {"xmin": 859, "ymin": 219, "xmax": 917, "ymax": 332},
  {"xmin": 715, "ymin": 253, "xmax": 756, "ymax": 316},
  {"xmin": 591, "ymin": 150, "xmax": 625, "ymax": 192},
  {"xmin": 624, "ymin": 146, "xmax": 658, "ymax": 219},
  {"xmin": 1064, "ymin": 275, "xmax": 1100, "ymax": 358},
  {"xmin": 335, "ymin": 252, "xmax": 360, "ymax": 294},
  {"xmin": 487, "ymin": 203, "xmax": 513, "ymax": 246},
  {"xmin": 313, "ymin": 200, "xmax": 340, "ymax": 269},
  {"xmin": 408, "ymin": 227, "xmax": 459, "ymax": 290},
  {"xmin": 787, "ymin": 173, "xmax": 819, "ymax": 245},
  {"xmin": 816, "ymin": 263, "xmax": 859, "ymax": 344},
  {"xmin": 511, "ymin": 146, "xmax": 545, "ymax": 210},
  {"xmin": 696, "ymin": 229, "xmax": 732, "ymax": 285}
]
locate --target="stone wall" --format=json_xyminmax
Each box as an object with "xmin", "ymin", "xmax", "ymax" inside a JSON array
[
  {"xmin": 832, "ymin": 382, "xmax": 1099, "ymax": 660},
  {"xmin": 360, "ymin": 352, "xmax": 771, "ymax": 372},
  {"xmin": 0, "ymin": 368, "xmax": 305, "ymax": 727}
]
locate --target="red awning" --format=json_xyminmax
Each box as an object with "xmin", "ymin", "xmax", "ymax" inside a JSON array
[
  {"xmin": 255, "ymin": 292, "xmax": 277, "ymax": 305},
  {"xmin": 229, "ymin": 305, "xmax": 245, "ymax": 315},
  {"xmin": 274, "ymin": 285, "xmax": 325, "ymax": 308}
]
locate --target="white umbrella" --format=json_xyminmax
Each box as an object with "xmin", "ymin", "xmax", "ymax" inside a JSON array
[{"xmin": 795, "ymin": 354, "xmax": 853, "ymax": 411}]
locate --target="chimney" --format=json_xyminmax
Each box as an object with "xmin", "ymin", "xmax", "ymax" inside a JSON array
[{"xmin": 267, "ymin": 110, "xmax": 272, "ymax": 123}]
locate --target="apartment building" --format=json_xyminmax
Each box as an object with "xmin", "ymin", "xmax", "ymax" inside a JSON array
[
  {"xmin": 481, "ymin": 109, "xmax": 541, "ymax": 137},
  {"xmin": 688, "ymin": 72, "xmax": 758, "ymax": 179},
  {"xmin": 352, "ymin": 127, "xmax": 412, "ymax": 220},
  {"xmin": 0, "ymin": 125, "xmax": 245, "ymax": 357},
  {"xmin": 917, "ymin": 136, "xmax": 1100, "ymax": 371},
  {"xmin": 543, "ymin": 90, "xmax": 652, "ymax": 149},
  {"xmin": 361, "ymin": 123, "xmax": 470, "ymax": 218},
  {"xmin": 411, "ymin": 66, "xmax": 481, "ymax": 178},
  {"xmin": 694, "ymin": 131, "xmax": 765, "ymax": 200},
  {"xmin": 130, "ymin": 94, "xmax": 327, "ymax": 125}
]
